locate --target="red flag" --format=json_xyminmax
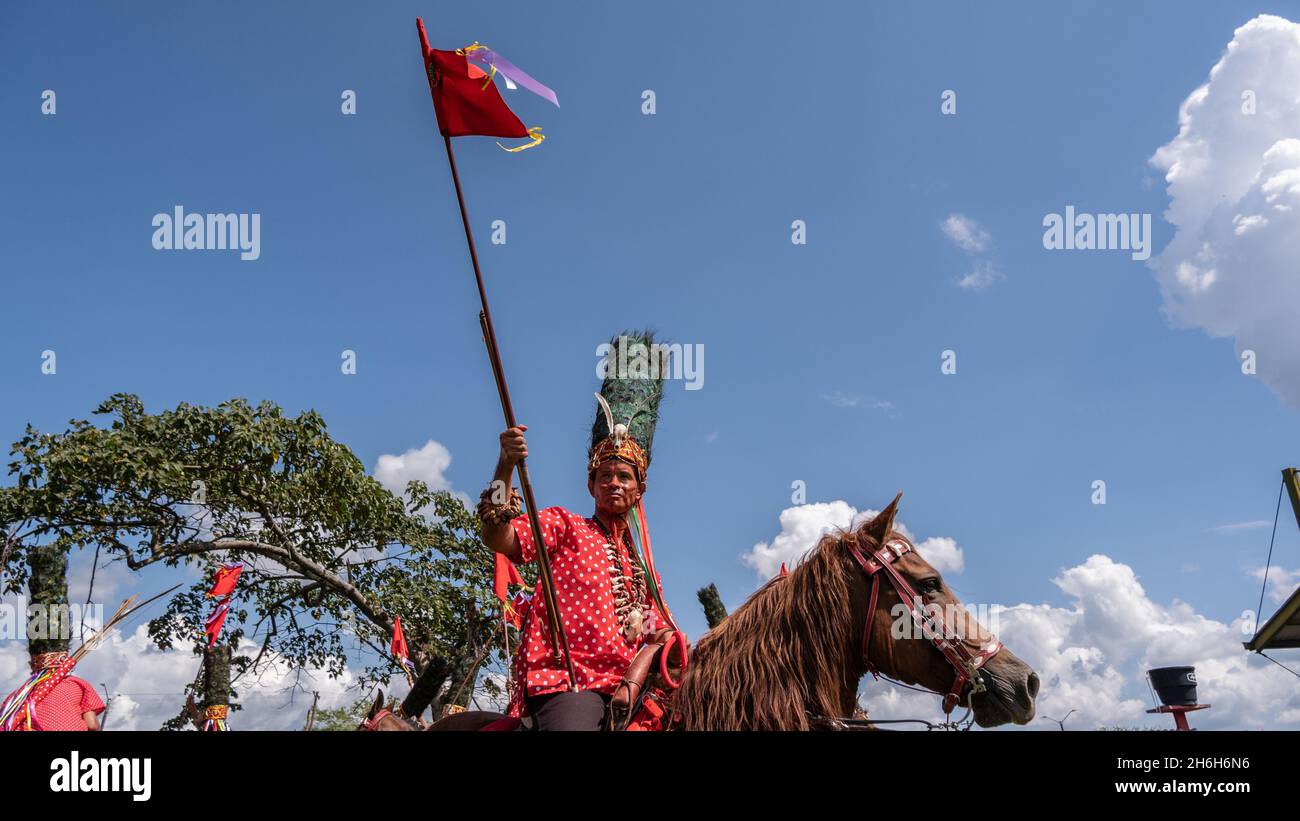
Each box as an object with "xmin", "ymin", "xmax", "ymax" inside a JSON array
[
  {"xmin": 206, "ymin": 564, "xmax": 243, "ymax": 598},
  {"xmin": 417, "ymin": 19, "xmax": 528, "ymax": 139},
  {"xmin": 779, "ymin": 562, "xmax": 789, "ymax": 578},
  {"xmin": 493, "ymin": 553, "xmax": 524, "ymax": 604},
  {"xmin": 390, "ymin": 617, "xmax": 410, "ymax": 662},
  {"xmin": 204, "ymin": 601, "xmax": 229, "ymax": 648}
]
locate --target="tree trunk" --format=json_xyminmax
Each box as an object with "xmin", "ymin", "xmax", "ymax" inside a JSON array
[
  {"xmin": 302, "ymin": 691, "xmax": 320, "ymax": 731},
  {"xmin": 696, "ymin": 583, "xmax": 728, "ymax": 629},
  {"xmin": 27, "ymin": 545, "xmax": 70, "ymax": 658},
  {"xmin": 440, "ymin": 646, "xmax": 482, "ymax": 713},
  {"xmin": 401, "ymin": 652, "xmax": 452, "ymax": 720},
  {"xmin": 203, "ymin": 644, "xmax": 232, "ymax": 712},
  {"xmin": 202, "ymin": 646, "xmax": 233, "ymax": 706}
]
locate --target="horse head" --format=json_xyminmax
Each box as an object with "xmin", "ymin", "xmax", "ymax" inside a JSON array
[
  {"xmin": 357, "ymin": 690, "xmax": 425, "ymax": 731},
  {"xmin": 849, "ymin": 493, "xmax": 1039, "ymax": 728}
]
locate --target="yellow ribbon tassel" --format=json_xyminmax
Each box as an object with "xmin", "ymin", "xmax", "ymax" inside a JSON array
[
  {"xmin": 498, "ymin": 126, "xmax": 545, "ymax": 153},
  {"xmin": 454, "ymin": 41, "xmax": 496, "ymax": 88}
]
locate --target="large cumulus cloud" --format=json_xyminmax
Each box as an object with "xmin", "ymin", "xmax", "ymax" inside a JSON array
[{"xmin": 1150, "ymin": 14, "xmax": 1300, "ymax": 407}]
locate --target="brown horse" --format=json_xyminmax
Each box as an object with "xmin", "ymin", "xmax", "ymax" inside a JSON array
[
  {"xmin": 357, "ymin": 691, "xmax": 429, "ymax": 731},
  {"xmin": 672, "ymin": 494, "xmax": 1039, "ymax": 729}
]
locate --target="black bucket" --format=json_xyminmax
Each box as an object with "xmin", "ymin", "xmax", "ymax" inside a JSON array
[{"xmin": 1148, "ymin": 666, "xmax": 1198, "ymax": 706}]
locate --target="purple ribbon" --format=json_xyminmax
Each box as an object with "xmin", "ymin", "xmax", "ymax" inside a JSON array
[{"xmin": 466, "ymin": 48, "xmax": 560, "ymax": 108}]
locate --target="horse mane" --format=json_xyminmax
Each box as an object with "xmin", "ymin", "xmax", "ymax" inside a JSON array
[{"xmin": 673, "ymin": 529, "xmax": 865, "ymax": 730}]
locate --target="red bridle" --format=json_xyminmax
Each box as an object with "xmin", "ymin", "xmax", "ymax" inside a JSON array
[
  {"xmin": 359, "ymin": 708, "xmax": 423, "ymax": 731},
  {"xmin": 845, "ymin": 533, "xmax": 1003, "ymax": 715}
]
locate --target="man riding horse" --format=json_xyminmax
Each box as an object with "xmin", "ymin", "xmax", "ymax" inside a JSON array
[{"xmin": 478, "ymin": 340, "xmax": 685, "ymax": 730}]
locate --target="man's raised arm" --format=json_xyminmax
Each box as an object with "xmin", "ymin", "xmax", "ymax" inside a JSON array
[{"xmin": 478, "ymin": 425, "xmax": 528, "ymax": 563}]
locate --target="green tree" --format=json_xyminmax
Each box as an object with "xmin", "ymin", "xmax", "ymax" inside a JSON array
[
  {"xmin": 697, "ymin": 583, "xmax": 728, "ymax": 629},
  {"xmin": 311, "ymin": 694, "xmax": 379, "ymax": 731},
  {"xmin": 0, "ymin": 394, "xmax": 522, "ymax": 723}
]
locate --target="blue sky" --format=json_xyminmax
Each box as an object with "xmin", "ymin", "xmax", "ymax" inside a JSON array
[{"xmin": 4, "ymin": 1, "xmax": 1300, "ymax": 728}]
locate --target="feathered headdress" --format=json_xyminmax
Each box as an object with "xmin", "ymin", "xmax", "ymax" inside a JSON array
[
  {"xmin": 588, "ymin": 331, "xmax": 667, "ymax": 481},
  {"xmin": 588, "ymin": 331, "xmax": 678, "ymax": 631}
]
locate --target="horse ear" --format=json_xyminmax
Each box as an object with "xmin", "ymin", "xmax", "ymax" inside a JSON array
[
  {"xmin": 371, "ymin": 690, "xmax": 385, "ymax": 716},
  {"xmin": 858, "ymin": 491, "xmax": 903, "ymax": 545}
]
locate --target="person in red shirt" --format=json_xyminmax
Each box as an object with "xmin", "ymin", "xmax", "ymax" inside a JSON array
[
  {"xmin": 23, "ymin": 652, "xmax": 105, "ymax": 731},
  {"xmin": 479, "ymin": 420, "xmax": 678, "ymax": 730}
]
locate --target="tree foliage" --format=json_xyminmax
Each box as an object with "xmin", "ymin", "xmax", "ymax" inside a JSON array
[{"xmin": 0, "ymin": 394, "xmax": 524, "ymax": 721}]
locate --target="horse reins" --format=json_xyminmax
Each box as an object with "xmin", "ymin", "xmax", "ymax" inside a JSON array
[{"xmin": 844, "ymin": 533, "xmax": 1003, "ymax": 715}]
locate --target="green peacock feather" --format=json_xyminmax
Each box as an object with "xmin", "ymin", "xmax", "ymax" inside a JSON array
[{"xmin": 588, "ymin": 330, "xmax": 668, "ymax": 471}]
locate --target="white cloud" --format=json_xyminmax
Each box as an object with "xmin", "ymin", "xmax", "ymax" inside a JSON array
[
  {"xmin": 1149, "ymin": 14, "xmax": 1300, "ymax": 407},
  {"xmin": 374, "ymin": 440, "xmax": 456, "ymax": 495},
  {"xmin": 66, "ymin": 552, "xmax": 132, "ymax": 608},
  {"xmin": 1249, "ymin": 564, "xmax": 1300, "ymax": 605},
  {"xmin": 372, "ymin": 439, "xmax": 472, "ymax": 515},
  {"xmin": 941, "ymin": 214, "xmax": 992, "ymax": 254},
  {"xmin": 985, "ymin": 598, "xmax": 1144, "ymax": 730},
  {"xmin": 820, "ymin": 391, "xmax": 860, "ymax": 408},
  {"xmin": 912, "ymin": 536, "xmax": 964, "ymax": 575},
  {"xmin": 90, "ymin": 626, "xmax": 367, "ymax": 730},
  {"xmin": 956, "ymin": 260, "xmax": 1005, "ymax": 291},
  {"xmin": 1210, "ymin": 519, "xmax": 1272, "ymax": 534},
  {"xmin": 820, "ymin": 392, "xmax": 896, "ymax": 414},
  {"xmin": 941, "ymin": 214, "xmax": 1003, "ymax": 291},
  {"xmin": 742, "ymin": 501, "xmax": 964, "ymax": 580},
  {"xmin": 1233, "ymin": 213, "xmax": 1267, "ymax": 235},
  {"xmin": 743, "ymin": 501, "xmax": 856, "ymax": 580}
]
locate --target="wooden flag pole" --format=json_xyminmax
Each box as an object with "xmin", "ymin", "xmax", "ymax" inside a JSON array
[{"xmin": 439, "ymin": 133, "xmax": 578, "ymax": 692}]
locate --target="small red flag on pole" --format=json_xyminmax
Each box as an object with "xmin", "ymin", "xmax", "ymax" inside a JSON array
[
  {"xmin": 416, "ymin": 18, "xmax": 554, "ymax": 151},
  {"xmin": 203, "ymin": 564, "xmax": 241, "ymax": 648},
  {"xmin": 391, "ymin": 617, "xmax": 416, "ymax": 685},
  {"xmin": 204, "ymin": 600, "xmax": 229, "ymax": 648},
  {"xmin": 423, "ymin": 47, "xmax": 528, "ymax": 139},
  {"xmin": 206, "ymin": 564, "xmax": 243, "ymax": 598},
  {"xmin": 493, "ymin": 554, "xmax": 527, "ymax": 629},
  {"xmin": 492, "ymin": 553, "xmax": 524, "ymax": 603}
]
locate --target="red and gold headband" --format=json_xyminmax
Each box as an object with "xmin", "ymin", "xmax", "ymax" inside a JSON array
[
  {"xmin": 588, "ymin": 436, "xmax": 648, "ymax": 479},
  {"xmin": 589, "ymin": 394, "xmax": 648, "ymax": 480}
]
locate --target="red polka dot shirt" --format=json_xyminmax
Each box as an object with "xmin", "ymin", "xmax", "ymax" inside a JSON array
[
  {"xmin": 31, "ymin": 675, "xmax": 105, "ymax": 731},
  {"xmin": 506, "ymin": 507, "xmax": 668, "ymax": 717}
]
